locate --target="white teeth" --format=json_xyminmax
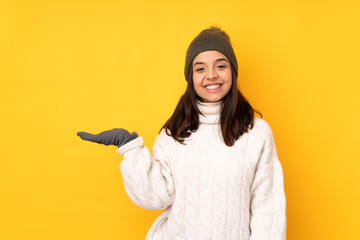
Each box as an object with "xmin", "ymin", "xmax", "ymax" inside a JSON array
[{"xmin": 205, "ymin": 84, "xmax": 220, "ymax": 89}]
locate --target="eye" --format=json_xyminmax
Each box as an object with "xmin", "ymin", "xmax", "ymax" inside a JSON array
[
  {"xmin": 195, "ymin": 67, "xmax": 205, "ymax": 72},
  {"xmin": 217, "ymin": 65, "xmax": 226, "ymax": 69}
]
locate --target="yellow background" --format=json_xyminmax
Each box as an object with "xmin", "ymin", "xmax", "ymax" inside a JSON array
[{"xmin": 1, "ymin": 0, "xmax": 359, "ymax": 239}]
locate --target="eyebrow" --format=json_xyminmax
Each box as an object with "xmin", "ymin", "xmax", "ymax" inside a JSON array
[{"xmin": 193, "ymin": 58, "xmax": 229, "ymax": 67}]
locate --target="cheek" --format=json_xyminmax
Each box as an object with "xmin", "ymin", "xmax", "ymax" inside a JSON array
[
  {"xmin": 220, "ymin": 71, "xmax": 232, "ymax": 84},
  {"xmin": 192, "ymin": 74, "xmax": 202, "ymax": 86},
  {"xmin": 192, "ymin": 76, "xmax": 202, "ymax": 93},
  {"xmin": 222, "ymin": 72, "xmax": 233, "ymax": 92}
]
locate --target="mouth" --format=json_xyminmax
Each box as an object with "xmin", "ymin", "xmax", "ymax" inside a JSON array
[
  {"xmin": 204, "ymin": 83, "xmax": 222, "ymax": 89},
  {"xmin": 203, "ymin": 83, "xmax": 223, "ymax": 92},
  {"xmin": 205, "ymin": 84, "xmax": 221, "ymax": 90}
]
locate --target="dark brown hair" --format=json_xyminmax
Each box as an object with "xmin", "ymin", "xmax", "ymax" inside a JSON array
[{"xmin": 161, "ymin": 66, "xmax": 262, "ymax": 146}]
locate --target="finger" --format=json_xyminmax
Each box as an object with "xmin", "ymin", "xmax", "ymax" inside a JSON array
[
  {"xmin": 97, "ymin": 132, "xmax": 111, "ymax": 145},
  {"xmin": 77, "ymin": 132, "xmax": 99, "ymax": 142}
]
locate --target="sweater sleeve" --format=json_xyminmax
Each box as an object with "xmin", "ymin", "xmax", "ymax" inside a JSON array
[
  {"xmin": 249, "ymin": 121, "xmax": 287, "ymax": 240},
  {"xmin": 116, "ymin": 130, "xmax": 175, "ymax": 210}
]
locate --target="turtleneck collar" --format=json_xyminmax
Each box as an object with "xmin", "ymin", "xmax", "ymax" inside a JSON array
[{"xmin": 196, "ymin": 100, "xmax": 222, "ymax": 124}]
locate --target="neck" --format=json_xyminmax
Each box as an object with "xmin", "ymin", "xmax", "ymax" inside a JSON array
[{"xmin": 196, "ymin": 100, "xmax": 222, "ymax": 124}]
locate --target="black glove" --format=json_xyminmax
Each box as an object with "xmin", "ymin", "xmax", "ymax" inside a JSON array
[{"xmin": 77, "ymin": 128, "xmax": 138, "ymax": 147}]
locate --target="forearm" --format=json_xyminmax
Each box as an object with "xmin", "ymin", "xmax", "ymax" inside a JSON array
[
  {"xmin": 249, "ymin": 121, "xmax": 287, "ymax": 239},
  {"xmin": 118, "ymin": 136, "xmax": 175, "ymax": 210},
  {"xmin": 249, "ymin": 155, "xmax": 286, "ymax": 239}
]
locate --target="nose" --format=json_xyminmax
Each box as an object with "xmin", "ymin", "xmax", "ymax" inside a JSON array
[{"xmin": 206, "ymin": 68, "xmax": 218, "ymax": 80}]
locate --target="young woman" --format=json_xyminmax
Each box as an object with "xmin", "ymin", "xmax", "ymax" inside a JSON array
[{"xmin": 78, "ymin": 27, "xmax": 287, "ymax": 240}]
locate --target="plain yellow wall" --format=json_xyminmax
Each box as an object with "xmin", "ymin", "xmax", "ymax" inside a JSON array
[{"xmin": 1, "ymin": 0, "xmax": 360, "ymax": 239}]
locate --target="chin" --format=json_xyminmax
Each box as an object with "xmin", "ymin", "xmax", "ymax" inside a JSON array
[{"xmin": 202, "ymin": 97, "xmax": 223, "ymax": 103}]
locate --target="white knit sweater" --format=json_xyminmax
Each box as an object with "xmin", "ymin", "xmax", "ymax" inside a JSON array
[{"xmin": 117, "ymin": 101, "xmax": 286, "ymax": 240}]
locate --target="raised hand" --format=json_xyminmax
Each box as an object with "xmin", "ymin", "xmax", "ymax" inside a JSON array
[{"xmin": 77, "ymin": 128, "xmax": 138, "ymax": 147}]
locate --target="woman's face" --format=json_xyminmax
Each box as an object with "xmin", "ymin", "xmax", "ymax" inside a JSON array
[{"xmin": 192, "ymin": 50, "xmax": 232, "ymax": 103}]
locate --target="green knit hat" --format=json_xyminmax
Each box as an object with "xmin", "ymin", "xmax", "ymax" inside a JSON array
[{"xmin": 184, "ymin": 27, "xmax": 238, "ymax": 81}]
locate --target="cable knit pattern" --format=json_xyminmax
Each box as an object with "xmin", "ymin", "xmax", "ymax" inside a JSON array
[{"xmin": 117, "ymin": 101, "xmax": 286, "ymax": 240}]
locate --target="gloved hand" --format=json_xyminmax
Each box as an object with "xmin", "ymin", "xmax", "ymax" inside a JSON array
[{"xmin": 77, "ymin": 128, "xmax": 138, "ymax": 148}]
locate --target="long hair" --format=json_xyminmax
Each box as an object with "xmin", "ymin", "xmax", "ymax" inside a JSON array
[{"xmin": 161, "ymin": 66, "xmax": 262, "ymax": 146}]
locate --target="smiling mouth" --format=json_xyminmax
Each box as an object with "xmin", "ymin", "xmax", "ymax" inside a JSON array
[{"xmin": 205, "ymin": 84, "xmax": 221, "ymax": 90}]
